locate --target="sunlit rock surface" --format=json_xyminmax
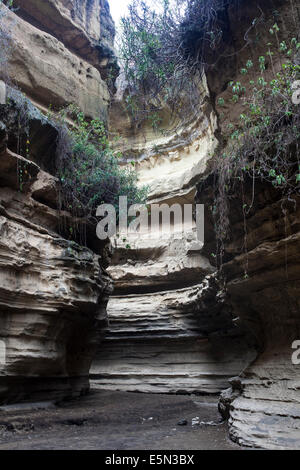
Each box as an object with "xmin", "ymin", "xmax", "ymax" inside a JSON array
[
  {"xmin": 91, "ymin": 75, "xmax": 256, "ymax": 392},
  {"xmin": 13, "ymin": 0, "xmax": 116, "ymax": 80},
  {"xmin": 2, "ymin": 3, "xmax": 112, "ymax": 119}
]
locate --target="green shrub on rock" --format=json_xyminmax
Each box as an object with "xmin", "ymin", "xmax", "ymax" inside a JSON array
[{"xmin": 55, "ymin": 106, "xmax": 148, "ymax": 223}]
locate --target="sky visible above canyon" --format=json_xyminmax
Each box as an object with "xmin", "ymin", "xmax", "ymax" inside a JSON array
[{"xmin": 109, "ymin": 0, "xmax": 130, "ymax": 26}]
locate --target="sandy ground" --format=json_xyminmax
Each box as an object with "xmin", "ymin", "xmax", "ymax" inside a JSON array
[{"xmin": 0, "ymin": 390, "xmax": 242, "ymax": 450}]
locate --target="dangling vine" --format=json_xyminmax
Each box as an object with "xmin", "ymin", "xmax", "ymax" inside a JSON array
[
  {"xmin": 119, "ymin": 0, "xmax": 300, "ymax": 272},
  {"xmin": 212, "ymin": 26, "xmax": 300, "ymax": 268}
]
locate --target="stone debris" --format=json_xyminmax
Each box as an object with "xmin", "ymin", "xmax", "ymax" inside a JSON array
[{"xmin": 177, "ymin": 419, "xmax": 188, "ymax": 426}]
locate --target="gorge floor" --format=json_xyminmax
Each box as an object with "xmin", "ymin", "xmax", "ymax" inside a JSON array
[{"xmin": 0, "ymin": 390, "xmax": 242, "ymax": 450}]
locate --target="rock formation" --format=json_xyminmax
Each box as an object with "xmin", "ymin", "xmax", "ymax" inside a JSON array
[
  {"xmin": 0, "ymin": 0, "xmax": 114, "ymax": 403},
  {"xmin": 91, "ymin": 0, "xmax": 300, "ymax": 450},
  {"xmin": 0, "ymin": 0, "xmax": 299, "ymax": 451},
  {"xmin": 3, "ymin": 10, "xmax": 106, "ymax": 120},
  {"xmin": 198, "ymin": 0, "xmax": 300, "ymax": 449},
  {"xmin": 90, "ymin": 69, "xmax": 257, "ymax": 394},
  {"xmin": 91, "ymin": 276, "xmax": 256, "ymax": 394},
  {"xmin": 211, "ymin": 178, "xmax": 300, "ymax": 449}
]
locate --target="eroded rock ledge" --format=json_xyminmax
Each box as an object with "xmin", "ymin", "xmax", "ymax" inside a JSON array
[
  {"xmin": 91, "ymin": 75, "xmax": 257, "ymax": 394},
  {"xmin": 2, "ymin": 2, "xmax": 112, "ymax": 120},
  {"xmin": 91, "ymin": 275, "xmax": 256, "ymax": 394},
  {"xmin": 195, "ymin": 0, "xmax": 300, "ymax": 449},
  {"xmin": 0, "ymin": 0, "xmax": 116, "ymax": 403},
  {"xmin": 92, "ymin": 0, "xmax": 300, "ymax": 450},
  {"xmin": 0, "ymin": 112, "xmax": 112, "ymax": 403},
  {"xmin": 204, "ymin": 179, "xmax": 300, "ymax": 449},
  {"xmin": 13, "ymin": 0, "xmax": 117, "ymax": 80}
]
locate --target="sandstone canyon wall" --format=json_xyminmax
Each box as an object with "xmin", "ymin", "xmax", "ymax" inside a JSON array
[
  {"xmin": 0, "ymin": 0, "xmax": 299, "ymax": 451},
  {"xmin": 91, "ymin": 0, "xmax": 300, "ymax": 450},
  {"xmin": 198, "ymin": 0, "xmax": 300, "ymax": 449},
  {"xmin": 90, "ymin": 67, "xmax": 257, "ymax": 393},
  {"xmin": 0, "ymin": 0, "xmax": 114, "ymax": 403}
]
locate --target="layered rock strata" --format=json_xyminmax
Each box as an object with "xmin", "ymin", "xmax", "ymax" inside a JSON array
[
  {"xmin": 0, "ymin": 114, "xmax": 112, "ymax": 403},
  {"xmin": 1, "ymin": 1, "xmax": 113, "ymax": 120},
  {"xmin": 91, "ymin": 77, "xmax": 257, "ymax": 394},
  {"xmin": 91, "ymin": 277, "xmax": 256, "ymax": 394},
  {"xmin": 196, "ymin": 0, "xmax": 300, "ymax": 449},
  {"xmin": 209, "ymin": 181, "xmax": 300, "ymax": 449},
  {"xmin": 93, "ymin": 0, "xmax": 300, "ymax": 449},
  {"xmin": 0, "ymin": 0, "xmax": 115, "ymax": 403}
]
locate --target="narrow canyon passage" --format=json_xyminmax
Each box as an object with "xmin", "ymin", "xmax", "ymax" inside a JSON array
[
  {"xmin": 90, "ymin": 66, "xmax": 256, "ymax": 396},
  {"xmin": 0, "ymin": 0, "xmax": 300, "ymax": 452},
  {"xmin": 0, "ymin": 391, "xmax": 241, "ymax": 450}
]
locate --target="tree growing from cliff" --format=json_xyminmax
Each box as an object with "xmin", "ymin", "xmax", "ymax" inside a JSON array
[
  {"xmin": 119, "ymin": 0, "xmax": 234, "ymax": 130},
  {"xmin": 118, "ymin": 0, "xmax": 265, "ymax": 131}
]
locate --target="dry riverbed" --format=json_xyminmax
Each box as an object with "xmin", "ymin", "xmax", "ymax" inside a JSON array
[{"xmin": 0, "ymin": 390, "xmax": 242, "ymax": 450}]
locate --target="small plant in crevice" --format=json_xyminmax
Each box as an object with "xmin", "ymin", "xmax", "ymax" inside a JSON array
[
  {"xmin": 0, "ymin": 87, "xmax": 35, "ymax": 191},
  {"xmin": 212, "ymin": 26, "xmax": 300, "ymax": 269},
  {"xmin": 1, "ymin": 87, "xmax": 51, "ymax": 192},
  {"xmin": 55, "ymin": 105, "xmax": 148, "ymax": 242}
]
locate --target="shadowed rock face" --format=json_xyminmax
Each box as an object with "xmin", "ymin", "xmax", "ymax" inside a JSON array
[
  {"xmin": 91, "ymin": 0, "xmax": 300, "ymax": 449},
  {"xmin": 210, "ymin": 179, "xmax": 300, "ymax": 449},
  {"xmin": 0, "ymin": 0, "xmax": 116, "ymax": 403},
  {"xmin": 0, "ymin": 120, "xmax": 113, "ymax": 403},
  {"xmin": 195, "ymin": 0, "xmax": 300, "ymax": 449}
]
